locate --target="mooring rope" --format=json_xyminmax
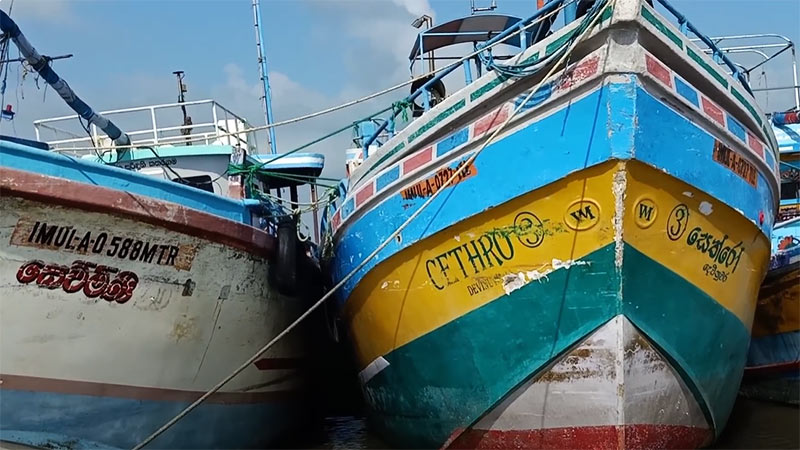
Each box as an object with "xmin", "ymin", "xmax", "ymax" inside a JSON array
[{"xmin": 130, "ymin": 2, "xmax": 607, "ymax": 448}]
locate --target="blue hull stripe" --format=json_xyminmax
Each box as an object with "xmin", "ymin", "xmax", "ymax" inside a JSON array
[
  {"xmin": 747, "ymin": 330, "xmax": 800, "ymax": 368},
  {"xmin": 0, "ymin": 389, "xmax": 302, "ymax": 449},
  {"xmin": 332, "ymin": 81, "xmax": 775, "ymax": 304},
  {"xmin": 436, "ymin": 128, "xmax": 469, "ymax": 157},
  {"xmin": 674, "ymin": 77, "xmax": 699, "ymax": 106},
  {"xmin": 333, "ymin": 82, "xmax": 773, "ymax": 301}
]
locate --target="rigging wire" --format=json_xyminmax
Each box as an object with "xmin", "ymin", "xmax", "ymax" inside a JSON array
[{"xmin": 129, "ymin": 2, "xmax": 610, "ymax": 448}]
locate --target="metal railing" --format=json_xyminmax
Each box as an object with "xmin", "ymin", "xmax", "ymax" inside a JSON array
[
  {"xmin": 362, "ymin": 0, "xmax": 572, "ymax": 153},
  {"xmin": 34, "ymin": 99, "xmax": 261, "ymax": 156},
  {"xmin": 689, "ymin": 34, "xmax": 799, "ymax": 111},
  {"xmin": 653, "ymin": 0, "xmax": 753, "ymax": 95}
]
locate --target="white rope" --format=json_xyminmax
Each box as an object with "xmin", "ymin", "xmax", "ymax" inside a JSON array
[
  {"xmin": 130, "ymin": 2, "xmax": 604, "ymax": 448},
  {"xmin": 58, "ymin": 1, "xmax": 573, "ymax": 154}
]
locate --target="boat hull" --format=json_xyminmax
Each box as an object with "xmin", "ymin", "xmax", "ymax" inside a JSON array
[
  {"xmin": 325, "ymin": 2, "xmax": 779, "ymax": 447},
  {"xmin": 343, "ymin": 161, "xmax": 768, "ymax": 448},
  {"xmin": 0, "ymin": 171, "xmax": 318, "ymax": 449}
]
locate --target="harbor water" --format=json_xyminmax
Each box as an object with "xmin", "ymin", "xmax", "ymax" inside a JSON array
[{"xmin": 291, "ymin": 395, "xmax": 798, "ymax": 449}]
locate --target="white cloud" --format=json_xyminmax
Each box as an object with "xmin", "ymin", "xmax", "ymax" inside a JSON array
[
  {"xmin": 392, "ymin": 0, "xmax": 434, "ymax": 19},
  {"xmin": 1, "ymin": 0, "xmax": 77, "ymax": 23}
]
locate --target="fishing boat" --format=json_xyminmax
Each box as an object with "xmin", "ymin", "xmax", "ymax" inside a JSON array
[
  {"xmin": 0, "ymin": 10, "xmax": 326, "ymax": 450},
  {"xmin": 743, "ymin": 108, "xmax": 800, "ymax": 404},
  {"xmin": 320, "ymin": 0, "xmax": 780, "ymax": 447}
]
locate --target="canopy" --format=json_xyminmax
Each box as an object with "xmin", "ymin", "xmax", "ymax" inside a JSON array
[{"xmin": 409, "ymin": 14, "xmax": 547, "ymax": 61}]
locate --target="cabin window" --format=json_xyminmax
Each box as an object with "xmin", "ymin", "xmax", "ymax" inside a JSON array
[
  {"xmin": 173, "ymin": 175, "xmax": 215, "ymax": 193},
  {"xmin": 781, "ymin": 180, "xmax": 799, "ymax": 201}
]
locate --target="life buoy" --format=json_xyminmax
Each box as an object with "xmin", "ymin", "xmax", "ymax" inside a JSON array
[
  {"xmin": 410, "ymin": 75, "xmax": 447, "ymax": 118},
  {"xmin": 274, "ymin": 216, "xmax": 298, "ymax": 296}
]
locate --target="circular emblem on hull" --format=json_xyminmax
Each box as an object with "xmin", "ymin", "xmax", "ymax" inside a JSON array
[
  {"xmin": 634, "ymin": 198, "xmax": 657, "ymax": 229},
  {"xmin": 513, "ymin": 211, "xmax": 545, "ymax": 248},
  {"xmin": 564, "ymin": 199, "xmax": 600, "ymax": 231},
  {"xmin": 666, "ymin": 204, "xmax": 690, "ymax": 241}
]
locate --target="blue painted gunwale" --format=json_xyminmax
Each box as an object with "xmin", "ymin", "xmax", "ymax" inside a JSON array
[
  {"xmin": 0, "ymin": 389, "xmax": 304, "ymax": 450},
  {"xmin": 339, "ymin": 2, "xmax": 777, "ymax": 213},
  {"xmin": 1, "ymin": 140, "xmax": 252, "ymax": 224},
  {"xmin": 82, "ymin": 145, "xmax": 234, "ymax": 163},
  {"xmin": 329, "ymin": 80, "xmax": 776, "ymax": 305},
  {"xmin": 330, "ymin": 51, "xmax": 777, "ymax": 237}
]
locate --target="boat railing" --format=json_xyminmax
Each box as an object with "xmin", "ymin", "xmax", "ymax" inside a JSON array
[
  {"xmin": 33, "ymin": 99, "xmax": 261, "ymax": 156},
  {"xmin": 363, "ymin": 0, "xmax": 761, "ymax": 155},
  {"xmin": 361, "ymin": 0, "xmax": 571, "ymax": 154},
  {"xmin": 652, "ymin": 0, "xmax": 753, "ymax": 95},
  {"xmin": 688, "ymin": 34, "xmax": 799, "ymax": 112}
]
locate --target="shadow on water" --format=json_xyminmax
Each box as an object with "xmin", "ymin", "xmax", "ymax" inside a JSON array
[{"xmin": 712, "ymin": 396, "xmax": 799, "ymax": 449}]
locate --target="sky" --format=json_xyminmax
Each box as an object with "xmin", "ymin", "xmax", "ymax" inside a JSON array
[{"xmin": 0, "ymin": 0, "xmax": 798, "ymax": 181}]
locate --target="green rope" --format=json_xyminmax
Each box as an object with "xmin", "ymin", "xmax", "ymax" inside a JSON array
[
  {"xmin": 252, "ymin": 103, "xmax": 395, "ymax": 171},
  {"xmin": 230, "ymin": 101, "xmax": 400, "ymax": 213},
  {"xmin": 392, "ymin": 99, "xmax": 413, "ymax": 123}
]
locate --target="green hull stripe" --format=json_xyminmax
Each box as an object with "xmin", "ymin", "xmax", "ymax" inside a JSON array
[
  {"xmin": 408, "ymin": 99, "xmax": 466, "ymax": 144},
  {"xmin": 365, "ymin": 244, "xmax": 619, "ymax": 448},
  {"xmin": 471, "ymin": 73, "xmax": 512, "ymax": 102},
  {"xmin": 642, "ymin": 6, "xmax": 684, "ymax": 49},
  {"xmin": 360, "ymin": 244, "xmax": 749, "ymax": 447},
  {"xmin": 687, "ymin": 47, "xmax": 728, "ymax": 89},
  {"xmin": 622, "ymin": 244, "xmax": 750, "ymax": 434},
  {"xmin": 731, "ymin": 87, "xmax": 763, "ymax": 126}
]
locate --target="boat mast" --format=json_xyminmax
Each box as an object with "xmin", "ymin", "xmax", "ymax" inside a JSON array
[
  {"xmin": 252, "ymin": 0, "xmax": 278, "ymax": 154},
  {"xmin": 0, "ymin": 10, "xmax": 131, "ymax": 150}
]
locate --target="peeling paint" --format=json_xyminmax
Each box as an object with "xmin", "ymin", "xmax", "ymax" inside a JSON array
[
  {"xmin": 502, "ymin": 258, "xmax": 589, "ymax": 295},
  {"xmin": 699, "ymin": 201, "xmax": 714, "ymax": 215},
  {"xmin": 682, "ymin": 191, "xmax": 694, "ymax": 198},
  {"xmin": 612, "ymin": 164, "xmax": 627, "ymax": 270}
]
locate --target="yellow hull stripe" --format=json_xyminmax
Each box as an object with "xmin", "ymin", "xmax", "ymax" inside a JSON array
[
  {"xmin": 346, "ymin": 161, "xmax": 770, "ymax": 368},
  {"xmin": 623, "ymin": 161, "xmax": 769, "ymax": 330},
  {"xmin": 345, "ymin": 162, "xmax": 619, "ymax": 368}
]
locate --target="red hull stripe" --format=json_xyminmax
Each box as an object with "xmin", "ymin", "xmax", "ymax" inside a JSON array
[
  {"xmin": 747, "ymin": 131, "xmax": 765, "ymax": 158},
  {"xmin": 355, "ymin": 183, "xmax": 375, "ymax": 208},
  {"xmin": 645, "ymin": 54, "xmax": 673, "ymax": 88},
  {"xmin": 743, "ymin": 360, "xmax": 800, "ymax": 377},
  {"xmin": 403, "ymin": 147, "xmax": 433, "ymax": 174},
  {"xmin": 445, "ymin": 425, "xmax": 713, "ymax": 450},
  {"xmin": 0, "ymin": 167, "xmax": 273, "ymax": 257},
  {"xmin": 558, "ymin": 55, "xmax": 600, "ymax": 91},
  {"xmin": 701, "ymin": 97, "xmax": 725, "ymax": 125},
  {"xmin": 473, "ymin": 106, "xmax": 510, "ymax": 138},
  {"xmin": 331, "ymin": 210, "xmax": 342, "ymax": 230},
  {"xmin": 0, "ymin": 374, "xmax": 300, "ymax": 404}
]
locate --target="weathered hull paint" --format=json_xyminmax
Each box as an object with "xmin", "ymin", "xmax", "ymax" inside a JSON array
[
  {"xmin": 742, "ymin": 219, "xmax": 800, "ymax": 405},
  {"xmin": 0, "ymin": 188, "xmax": 316, "ymax": 449},
  {"xmin": 341, "ymin": 162, "xmax": 768, "ymax": 448},
  {"xmin": 326, "ymin": 2, "xmax": 779, "ymax": 448}
]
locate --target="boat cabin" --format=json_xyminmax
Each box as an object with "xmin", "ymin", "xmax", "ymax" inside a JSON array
[{"xmin": 33, "ymin": 99, "xmax": 325, "ymax": 240}]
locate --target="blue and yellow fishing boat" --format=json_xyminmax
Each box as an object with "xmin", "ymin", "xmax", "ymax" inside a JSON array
[
  {"xmin": 321, "ymin": 0, "xmax": 780, "ymax": 447},
  {"xmin": 743, "ymin": 109, "xmax": 800, "ymax": 405}
]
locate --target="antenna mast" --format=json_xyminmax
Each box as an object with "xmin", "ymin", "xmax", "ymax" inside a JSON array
[{"xmin": 252, "ymin": 0, "xmax": 278, "ymax": 154}]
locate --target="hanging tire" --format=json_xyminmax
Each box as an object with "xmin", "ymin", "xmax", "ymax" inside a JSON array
[{"xmin": 275, "ymin": 216, "xmax": 298, "ymax": 296}]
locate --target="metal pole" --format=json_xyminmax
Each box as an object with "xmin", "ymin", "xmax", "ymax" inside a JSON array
[
  {"xmin": 792, "ymin": 45, "xmax": 800, "ymax": 109},
  {"xmin": 252, "ymin": 0, "xmax": 278, "ymax": 154},
  {"xmin": 311, "ymin": 185, "xmax": 320, "ymax": 244}
]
